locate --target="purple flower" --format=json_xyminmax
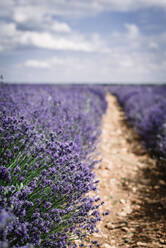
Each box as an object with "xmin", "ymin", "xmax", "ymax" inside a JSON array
[
  {"xmin": 0, "ymin": 166, "xmax": 11, "ymax": 182},
  {"xmin": 0, "ymin": 84, "xmax": 107, "ymax": 247},
  {"xmin": 109, "ymin": 85, "xmax": 166, "ymax": 159}
]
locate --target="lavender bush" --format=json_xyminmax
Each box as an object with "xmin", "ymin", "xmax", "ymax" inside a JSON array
[
  {"xmin": 109, "ymin": 85, "xmax": 166, "ymax": 161},
  {"xmin": 0, "ymin": 84, "xmax": 108, "ymax": 247}
]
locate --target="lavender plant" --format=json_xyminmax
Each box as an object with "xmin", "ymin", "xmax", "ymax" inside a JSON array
[
  {"xmin": 0, "ymin": 84, "xmax": 108, "ymax": 247},
  {"xmin": 109, "ymin": 85, "xmax": 166, "ymax": 161}
]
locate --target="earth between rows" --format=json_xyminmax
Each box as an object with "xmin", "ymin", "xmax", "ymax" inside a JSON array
[{"xmin": 87, "ymin": 94, "xmax": 166, "ymax": 248}]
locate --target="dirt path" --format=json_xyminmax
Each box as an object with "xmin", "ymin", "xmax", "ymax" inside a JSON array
[{"xmin": 89, "ymin": 94, "xmax": 166, "ymax": 248}]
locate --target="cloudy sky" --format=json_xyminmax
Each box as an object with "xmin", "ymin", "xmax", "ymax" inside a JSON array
[{"xmin": 0, "ymin": 0, "xmax": 166, "ymax": 83}]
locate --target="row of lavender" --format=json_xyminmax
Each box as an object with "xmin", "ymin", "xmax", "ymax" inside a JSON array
[
  {"xmin": 0, "ymin": 84, "xmax": 107, "ymax": 248},
  {"xmin": 109, "ymin": 85, "xmax": 166, "ymax": 161}
]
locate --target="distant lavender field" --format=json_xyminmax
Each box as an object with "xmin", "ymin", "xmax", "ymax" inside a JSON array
[{"xmin": 109, "ymin": 85, "xmax": 166, "ymax": 162}]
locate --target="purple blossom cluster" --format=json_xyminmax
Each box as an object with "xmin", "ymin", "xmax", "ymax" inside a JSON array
[
  {"xmin": 109, "ymin": 85, "xmax": 166, "ymax": 160},
  {"xmin": 0, "ymin": 84, "xmax": 108, "ymax": 247}
]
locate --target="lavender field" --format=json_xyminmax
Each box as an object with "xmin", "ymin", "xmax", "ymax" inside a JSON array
[
  {"xmin": 109, "ymin": 85, "xmax": 166, "ymax": 161},
  {"xmin": 0, "ymin": 84, "xmax": 108, "ymax": 248},
  {"xmin": 0, "ymin": 84, "xmax": 166, "ymax": 247}
]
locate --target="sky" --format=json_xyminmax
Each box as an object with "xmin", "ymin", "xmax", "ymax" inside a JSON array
[{"xmin": 0, "ymin": 0, "xmax": 166, "ymax": 83}]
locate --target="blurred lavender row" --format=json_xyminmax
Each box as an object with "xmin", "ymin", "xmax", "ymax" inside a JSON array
[
  {"xmin": 0, "ymin": 84, "xmax": 107, "ymax": 248},
  {"xmin": 109, "ymin": 85, "xmax": 166, "ymax": 161}
]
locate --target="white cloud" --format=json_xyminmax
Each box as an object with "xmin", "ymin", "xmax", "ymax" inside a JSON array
[
  {"xmin": 20, "ymin": 31, "xmax": 98, "ymax": 52},
  {"xmin": 54, "ymin": 0, "xmax": 166, "ymax": 16},
  {"xmin": 110, "ymin": 23, "xmax": 163, "ymax": 53},
  {"xmin": 1, "ymin": 0, "xmax": 166, "ymax": 25},
  {"xmin": 0, "ymin": 22, "xmax": 20, "ymax": 51},
  {"xmin": 24, "ymin": 57, "xmax": 69, "ymax": 69},
  {"xmin": 5, "ymin": 42, "xmax": 166, "ymax": 82},
  {"xmin": 0, "ymin": 20, "xmax": 109, "ymax": 53},
  {"xmin": 149, "ymin": 42, "xmax": 159, "ymax": 49},
  {"xmin": 0, "ymin": 22, "xmax": 17, "ymax": 37},
  {"xmin": 21, "ymin": 42, "xmax": 165, "ymax": 82},
  {"xmin": 19, "ymin": 22, "xmax": 166, "ymax": 82},
  {"xmin": 21, "ymin": 32, "xmax": 94, "ymax": 51},
  {"xmin": 13, "ymin": 6, "xmax": 71, "ymax": 33},
  {"xmin": 13, "ymin": 7, "xmax": 42, "ymax": 23},
  {"xmin": 10, "ymin": 0, "xmax": 166, "ymax": 19},
  {"xmin": 1, "ymin": 1, "xmax": 166, "ymax": 82},
  {"xmin": 98, "ymin": 0, "xmax": 166, "ymax": 12},
  {"xmin": 0, "ymin": 0, "xmax": 14, "ymax": 17},
  {"xmin": 125, "ymin": 24, "xmax": 140, "ymax": 40},
  {"xmin": 51, "ymin": 22, "xmax": 71, "ymax": 33},
  {"xmin": 25, "ymin": 60, "xmax": 50, "ymax": 68}
]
